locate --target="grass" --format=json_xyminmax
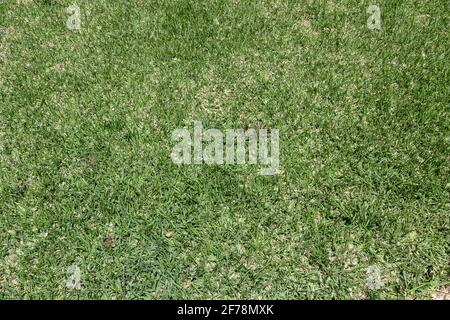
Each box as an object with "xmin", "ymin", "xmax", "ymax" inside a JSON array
[{"xmin": 0, "ymin": 0, "xmax": 448, "ymax": 299}]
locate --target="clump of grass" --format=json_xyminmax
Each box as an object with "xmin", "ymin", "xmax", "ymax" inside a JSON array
[{"xmin": 0, "ymin": 0, "xmax": 448, "ymax": 299}]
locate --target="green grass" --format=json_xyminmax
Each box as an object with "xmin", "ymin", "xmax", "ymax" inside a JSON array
[{"xmin": 0, "ymin": 0, "xmax": 448, "ymax": 299}]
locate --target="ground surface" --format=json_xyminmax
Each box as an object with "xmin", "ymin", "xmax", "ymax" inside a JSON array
[{"xmin": 0, "ymin": 0, "xmax": 448, "ymax": 299}]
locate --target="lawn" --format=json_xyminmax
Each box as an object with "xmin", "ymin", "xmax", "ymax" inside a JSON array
[{"xmin": 0, "ymin": 0, "xmax": 448, "ymax": 299}]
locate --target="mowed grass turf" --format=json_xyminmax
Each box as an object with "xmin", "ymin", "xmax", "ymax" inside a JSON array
[{"xmin": 0, "ymin": 0, "xmax": 448, "ymax": 299}]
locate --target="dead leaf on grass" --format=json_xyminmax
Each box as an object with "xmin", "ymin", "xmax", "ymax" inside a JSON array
[{"xmin": 103, "ymin": 235, "xmax": 116, "ymax": 248}]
